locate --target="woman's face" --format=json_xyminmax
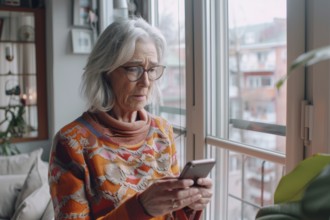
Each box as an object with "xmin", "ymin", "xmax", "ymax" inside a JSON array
[{"xmin": 107, "ymin": 39, "xmax": 158, "ymax": 115}]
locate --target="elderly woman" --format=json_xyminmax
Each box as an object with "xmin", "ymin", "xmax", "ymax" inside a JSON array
[{"xmin": 49, "ymin": 17, "xmax": 212, "ymax": 220}]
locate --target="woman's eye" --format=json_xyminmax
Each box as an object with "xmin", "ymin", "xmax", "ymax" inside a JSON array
[
  {"xmin": 148, "ymin": 68, "xmax": 158, "ymax": 76},
  {"xmin": 126, "ymin": 67, "xmax": 139, "ymax": 72}
]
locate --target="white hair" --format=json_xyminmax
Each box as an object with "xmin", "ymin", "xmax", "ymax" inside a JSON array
[{"xmin": 81, "ymin": 17, "xmax": 167, "ymax": 112}]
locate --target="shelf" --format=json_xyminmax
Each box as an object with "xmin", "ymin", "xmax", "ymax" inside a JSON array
[
  {"xmin": 0, "ymin": 7, "xmax": 48, "ymax": 141},
  {"xmin": 0, "ymin": 73, "xmax": 36, "ymax": 76},
  {"xmin": 0, "ymin": 6, "xmax": 45, "ymax": 11},
  {"xmin": 0, "ymin": 40, "xmax": 35, "ymax": 43},
  {"xmin": 0, "ymin": 104, "xmax": 37, "ymax": 109}
]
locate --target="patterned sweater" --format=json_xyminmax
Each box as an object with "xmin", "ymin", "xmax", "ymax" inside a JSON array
[{"xmin": 49, "ymin": 110, "xmax": 202, "ymax": 220}]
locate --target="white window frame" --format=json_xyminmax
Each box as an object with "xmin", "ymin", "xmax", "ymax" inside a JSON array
[
  {"xmin": 185, "ymin": 0, "xmax": 206, "ymax": 162},
  {"xmin": 306, "ymin": 0, "xmax": 330, "ymax": 156},
  {"xmin": 286, "ymin": 0, "xmax": 306, "ymax": 172},
  {"xmin": 185, "ymin": 0, "xmax": 306, "ymax": 219}
]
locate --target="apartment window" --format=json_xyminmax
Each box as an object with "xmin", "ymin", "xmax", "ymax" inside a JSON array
[
  {"xmin": 153, "ymin": 0, "xmax": 186, "ymax": 166},
  {"xmin": 185, "ymin": 0, "xmax": 288, "ymax": 219},
  {"xmin": 246, "ymin": 75, "xmax": 273, "ymax": 88}
]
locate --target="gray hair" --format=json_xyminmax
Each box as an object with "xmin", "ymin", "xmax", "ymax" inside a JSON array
[{"xmin": 81, "ymin": 17, "xmax": 166, "ymax": 112}]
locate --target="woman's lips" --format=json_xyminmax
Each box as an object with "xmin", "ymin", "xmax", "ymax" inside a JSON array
[{"xmin": 132, "ymin": 95, "xmax": 146, "ymax": 100}]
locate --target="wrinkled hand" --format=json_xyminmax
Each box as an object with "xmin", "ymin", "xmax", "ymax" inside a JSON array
[
  {"xmin": 138, "ymin": 179, "xmax": 202, "ymax": 217},
  {"xmin": 188, "ymin": 178, "xmax": 213, "ymax": 210}
]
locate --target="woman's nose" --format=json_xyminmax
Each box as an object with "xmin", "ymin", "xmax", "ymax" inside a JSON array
[{"xmin": 138, "ymin": 71, "xmax": 150, "ymax": 86}]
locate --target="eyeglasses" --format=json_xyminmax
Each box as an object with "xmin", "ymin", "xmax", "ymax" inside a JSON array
[{"xmin": 119, "ymin": 65, "xmax": 166, "ymax": 82}]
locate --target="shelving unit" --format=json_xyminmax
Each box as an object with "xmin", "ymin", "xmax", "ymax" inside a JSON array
[{"xmin": 0, "ymin": 6, "xmax": 47, "ymax": 142}]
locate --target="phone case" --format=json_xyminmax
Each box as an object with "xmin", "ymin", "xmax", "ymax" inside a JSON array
[{"xmin": 179, "ymin": 158, "xmax": 216, "ymax": 182}]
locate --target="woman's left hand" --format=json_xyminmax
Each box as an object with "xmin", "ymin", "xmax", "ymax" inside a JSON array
[{"xmin": 187, "ymin": 178, "xmax": 213, "ymax": 210}]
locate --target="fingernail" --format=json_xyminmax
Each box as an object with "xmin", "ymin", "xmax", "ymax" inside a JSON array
[{"xmin": 187, "ymin": 179, "xmax": 194, "ymax": 185}]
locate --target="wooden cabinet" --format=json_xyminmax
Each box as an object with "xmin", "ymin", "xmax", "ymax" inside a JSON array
[{"xmin": 0, "ymin": 6, "xmax": 47, "ymax": 142}]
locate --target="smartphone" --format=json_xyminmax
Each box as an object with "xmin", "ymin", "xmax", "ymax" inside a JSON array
[{"xmin": 179, "ymin": 158, "xmax": 216, "ymax": 184}]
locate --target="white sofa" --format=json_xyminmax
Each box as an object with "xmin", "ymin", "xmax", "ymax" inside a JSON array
[{"xmin": 0, "ymin": 149, "xmax": 54, "ymax": 220}]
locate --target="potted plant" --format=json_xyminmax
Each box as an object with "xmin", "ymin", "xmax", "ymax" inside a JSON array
[
  {"xmin": 0, "ymin": 90, "xmax": 27, "ymax": 156},
  {"xmin": 256, "ymin": 154, "xmax": 330, "ymax": 219},
  {"xmin": 276, "ymin": 45, "xmax": 330, "ymax": 89},
  {"xmin": 256, "ymin": 45, "xmax": 330, "ymax": 219}
]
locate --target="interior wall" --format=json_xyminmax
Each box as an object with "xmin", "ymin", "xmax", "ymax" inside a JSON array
[{"xmin": 48, "ymin": 0, "xmax": 86, "ymax": 137}]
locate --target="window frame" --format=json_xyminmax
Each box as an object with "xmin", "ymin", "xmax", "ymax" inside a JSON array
[
  {"xmin": 186, "ymin": 0, "xmax": 305, "ymax": 219},
  {"xmin": 306, "ymin": 0, "xmax": 330, "ymax": 156}
]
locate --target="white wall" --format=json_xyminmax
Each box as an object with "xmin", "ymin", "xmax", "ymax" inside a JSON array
[{"xmin": 47, "ymin": 0, "xmax": 86, "ymax": 137}]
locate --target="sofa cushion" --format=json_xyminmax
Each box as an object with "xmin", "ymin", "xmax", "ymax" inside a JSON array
[
  {"xmin": 11, "ymin": 183, "xmax": 51, "ymax": 220},
  {"xmin": 41, "ymin": 200, "xmax": 54, "ymax": 220},
  {"xmin": 14, "ymin": 152, "xmax": 48, "ymax": 210},
  {"xmin": 0, "ymin": 148, "xmax": 43, "ymax": 175},
  {"xmin": 0, "ymin": 175, "xmax": 26, "ymax": 219}
]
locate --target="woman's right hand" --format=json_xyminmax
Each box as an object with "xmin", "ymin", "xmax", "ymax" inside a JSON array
[{"xmin": 138, "ymin": 179, "xmax": 202, "ymax": 217}]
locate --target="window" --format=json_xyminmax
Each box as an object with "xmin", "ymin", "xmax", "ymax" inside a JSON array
[
  {"xmin": 246, "ymin": 75, "xmax": 273, "ymax": 88},
  {"xmin": 100, "ymin": 0, "xmax": 330, "ymax": 219},
  {"xmin": 185, "ymin": 0, "xmax": 288, "ymax": 219},
  {"xmin": 153, "ymin": 0, "xmax": 186, "ymax": 166}
]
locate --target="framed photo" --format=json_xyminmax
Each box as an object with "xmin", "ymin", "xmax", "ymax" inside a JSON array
[
  {"xmin": 71, "ymin": 29, "xmax": 93, "ymax": 54},
  {"xmin": 4, "ymin": 0, "xmax": 21, "ymax": 6},
  {"xmin": 0, "ymin": 18, "xmax": 3, "ymax": 39},
  {"xmin": 73, "ymin": 0, "xmax": 98, "ymax": 27}
]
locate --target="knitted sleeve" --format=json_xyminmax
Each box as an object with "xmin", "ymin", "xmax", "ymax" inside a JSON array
[{"xmin": 48, "ymin": 129, "xmax": 91, "ymax": 220}]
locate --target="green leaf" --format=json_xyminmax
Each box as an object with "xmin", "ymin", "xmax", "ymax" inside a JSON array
[
  {"xmin": 276, "ymin": 45, "xmax": 330, "ymax": 90},
  {"xmin": 301, "ymin": 165, "xmax": 330, "ymax": 219},
  {"xmin": 255, "ymin": 202, "xmax": 303, "ymax": 220},
  {"xmin": 274, "ymin": 154, "xmax": 330, "ymax": 204},
  {"xmin": 256, "ymin": 214, "xmax": 301, "ymax": 220},
  {"xmin": 276, "ymin": 76, "xmax": 288, "ymax": 90}
]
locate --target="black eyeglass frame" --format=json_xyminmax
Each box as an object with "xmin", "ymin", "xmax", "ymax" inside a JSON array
[{"xmin": 119, "ymin": 65, "xmax": 166, "ymax": 82}]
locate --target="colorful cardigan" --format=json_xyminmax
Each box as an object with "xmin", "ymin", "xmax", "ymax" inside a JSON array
[{"xmin": 49, "ymin": 110, "xmax": 201, "ymax": 220}]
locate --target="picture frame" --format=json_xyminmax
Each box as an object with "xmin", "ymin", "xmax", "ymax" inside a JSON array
[
  {"xmin": 73, "ymin": 0, "xmax": 98, "ymax": 27},
  {"xmin": 4, "ymin": 0, "xmax": 21, "ymax": 6},
  {"xmin": 0, "ymin": 18, "xmax": 3, "ymax": 39},
  {"xmin": 71, "ymin": 29, "xmax": 93, "ymax": 54}
]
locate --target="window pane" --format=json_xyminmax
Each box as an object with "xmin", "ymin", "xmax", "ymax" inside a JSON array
[
  {"xmin": 155, "ymin": 0, "xmax": 186, "ymax": 166},
  {"xmin": 227, "ymin": 0, "xmax": 287, "ymax": 153},
  {"xmin": 157, "ymin": 0, "xmax": 186, "ymax": 126},
  {"xmin": 228, "ymin": 153, "xmax": 284, "ymax": 219},
  {"xmin": 207, "ymin": 146, "xmax": 284, "ymax": 220},
  {"xmin": 205, "ymin": 0, "xmax": 287, "ymax": 219}
]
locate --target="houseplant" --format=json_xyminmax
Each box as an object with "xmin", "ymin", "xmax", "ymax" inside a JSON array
[
  {"xmin": 256, "ymin": 45, "xmax": 330, "ymax": 219},
  {"xmin": 276, "ymin": 45, "xmax": 330, "ymax": 89},
  {"xmin": 255, "ymin": 154, "xmax": 330, "ymax": 220},
  {"xmin": 0, "ymin": 98, "xmax": 26, "ymax": 156}
]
